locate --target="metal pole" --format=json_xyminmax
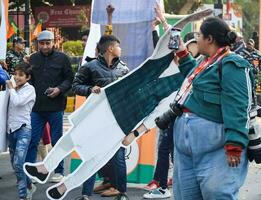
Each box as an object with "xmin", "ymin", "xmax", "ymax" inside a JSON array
[
  {"xmin": 24, "ymin": 0, "xmax": 30, "ymax": 54},
  {"xmin": 259, "ymin": 0, "xmax": 261, "ymax": 51},
  {"xmin": 16, "ymin": 0, "xmax": 19, "ymax": 36}
]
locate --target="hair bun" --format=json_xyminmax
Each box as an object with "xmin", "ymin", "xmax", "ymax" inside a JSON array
[{"xmin": 226, "ymin": 31, "xmax": 237, "ymax": 44}]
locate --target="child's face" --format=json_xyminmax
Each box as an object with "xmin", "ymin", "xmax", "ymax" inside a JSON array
[
  {"xmin": 14, "ymin": 70, "xmax": 30, "ymax": 88},
  {"xmin": 110, "ymin": 42, "xmax": 121, "ymax": 58}
]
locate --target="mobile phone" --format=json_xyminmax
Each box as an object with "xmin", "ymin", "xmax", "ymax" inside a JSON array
[{"xmin": 44, "ymin": 88, "xmax": 52, "ymax": 95}]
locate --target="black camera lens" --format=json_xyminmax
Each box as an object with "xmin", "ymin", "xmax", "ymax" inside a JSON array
[{"xmin": 155, "ymin": 103, "xmax": 183, "ymax": 130}]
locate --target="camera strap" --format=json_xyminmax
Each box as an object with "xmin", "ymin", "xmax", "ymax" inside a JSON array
[{"xmin": 175, "ymin": 47, "xmax": 230, "ymax": 105}]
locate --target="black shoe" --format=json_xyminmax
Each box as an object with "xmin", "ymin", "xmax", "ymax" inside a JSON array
[
  {"xmin": 25, "ymin": 165, "xmax": 49, "ymax": 182},
  {"xmin": 114, "ymin": 193, "xmax": 129, "ymax": 200},
  {"xmin": 48, "ymin": 187, "xmax": 65, "ymax": 199}
]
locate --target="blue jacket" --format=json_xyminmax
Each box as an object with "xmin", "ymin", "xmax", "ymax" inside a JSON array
[{"xmin": 0, "ymin": 66, "xmax": 9, "ymax": 85}]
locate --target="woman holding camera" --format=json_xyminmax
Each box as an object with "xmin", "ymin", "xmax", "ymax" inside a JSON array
[{"xmin": 173, "ymin": 17, "xmax": 253, "ymax": 200}]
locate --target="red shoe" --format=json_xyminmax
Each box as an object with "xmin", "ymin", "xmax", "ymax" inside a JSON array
[
  {"xmin": 144, "ymin": 180, "xmax": 160, "ymax": 191},
  {"xmin": 167, "ymin": 178, "xmax": 173, "ymax": 187}
]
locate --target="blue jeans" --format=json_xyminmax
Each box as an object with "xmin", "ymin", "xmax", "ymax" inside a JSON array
[
  {"xmin": 173, "ymin": 113, "xmax": 248, "ymax": 200},
  {"xmin": 110, "ymin": 147, "xmax": 127, "ymax": 193},
  {"xmin": 82, "ymin": 147, "xmax": 126, "ymax": 195},
  {"xmin": 9, "ymin": 127, "xmax": 31, "ymax": 198},
  {"xmin": 154, "ymin": 124, "xmax": 173, "ymax": 189},
  {"xmin": 26, "ymin": 111, "xmax": 64, "ymax": 178},
  {"xmin": 82, "ymin": 163, "xmax": 112, "ymax": 196},
  {"xmin": 82, "ymin": 174, "xmax": 96, "ymax": 196}
]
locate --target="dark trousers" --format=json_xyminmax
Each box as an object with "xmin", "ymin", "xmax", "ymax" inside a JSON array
[
  {"xmin": 154, "ymin": 124, "xmax": 174, "ymax": 189},
  {"xmin": 26, "ymin": 111, "xmax": 64, "ymax": 185},
  {"xmin": 82, "ymin": 174, "xmax": 96, "ymax": 196},
  {"xmin": 110, "ymin": 147, "xmax": 127, "ymax": 193}
]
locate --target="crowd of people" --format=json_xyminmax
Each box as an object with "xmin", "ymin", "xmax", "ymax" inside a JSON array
[{"xmin": 1, "ymin": 3, "xmax": 261, "ymax": 200}]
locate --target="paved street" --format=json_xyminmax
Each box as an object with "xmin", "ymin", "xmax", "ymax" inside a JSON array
[
  {"xmin": 1, "ymin": 151, "xmax": 261, "ymax": 200},
  {"xmin": 1, "ymin": 113, "xmax": 261, "ymax": 200}
]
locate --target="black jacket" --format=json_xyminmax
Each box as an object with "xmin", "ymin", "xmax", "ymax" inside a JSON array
[
  {"xmin": 72, "ymin": 55, "xmax": 129, "ymax": 97},
  {"xmin": 30, "ymin": 50, "xmax": 74, "ymax": 112}
]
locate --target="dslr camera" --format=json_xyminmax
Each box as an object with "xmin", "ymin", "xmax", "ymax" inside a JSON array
[
  {"xmin": 248, "ymin": 105, "xmax": 261, "ymax": 163},
  {"xmin": 155, "ymin": 102, "xmax": 183, "ymax": 130}
]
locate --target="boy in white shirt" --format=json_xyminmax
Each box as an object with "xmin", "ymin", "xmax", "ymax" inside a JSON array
[{"xmin": 6, "ymin": 62, "xmax": 36, "ymax": 200}]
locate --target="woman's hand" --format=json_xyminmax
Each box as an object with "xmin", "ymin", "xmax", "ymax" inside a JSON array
[
  {"xmin": 227, "ymin": 155, "xmax": 241, "ymax": 167},
  {"xmin": 151, "ymin": 18, "xmax": 161, "ymax": 31},
  {"xmin": 224, "ymin": 144, "xmax": 242, "ymax": 167},
  {"xmin": 176, "ymin": 36, "xmax": 186, "ymax": 53},
  {"xmin": 154, "ymin": 3, "xmax": 165, "ymax": 24}
]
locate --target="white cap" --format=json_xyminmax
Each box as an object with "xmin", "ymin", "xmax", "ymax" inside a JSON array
[{"xmin": 37, "ymin": 30, "xmax": 54, "ymax": 41}]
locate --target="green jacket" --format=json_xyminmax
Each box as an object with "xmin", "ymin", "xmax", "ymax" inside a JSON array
[{"xmin": 179, "ymin": 53, "xmax": 253, "ymax": 148}]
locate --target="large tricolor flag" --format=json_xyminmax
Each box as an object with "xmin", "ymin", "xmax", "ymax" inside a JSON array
[{"xmin": 82, "ymin": 0, "xmax": 162, "ymax": 70}]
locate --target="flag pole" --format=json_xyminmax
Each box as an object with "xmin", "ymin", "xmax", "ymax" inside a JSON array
[
  {"xmin": 24, "ymin": 0, "xmax": 30, "ymax": 54},
  {"xmin": 259, "ymin": 0, "xmax": 261, "ymax": 51}
]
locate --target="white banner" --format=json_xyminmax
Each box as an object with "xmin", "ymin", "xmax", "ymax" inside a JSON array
[
  {"xmin": 0, "ymin": 0, "xmax": 7, "ymax": 60},
  {"xmin": 92, "ymin": 0, "xmax": 161, "ymax": 24},
  {"xmin": 82, "ymin": 0, "xmax": 163, "ymax": 69},
  {"xmin": 0, "ymin": 90, "xmax": 9, "ymax": 152}
]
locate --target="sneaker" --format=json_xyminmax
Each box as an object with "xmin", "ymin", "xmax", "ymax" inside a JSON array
[
  {"xmin": 143, "ymin": 187, "xmax": 171, "ymax": 199},
  {"xmin": 114, "ymin": 193, "xmax": 129, "ymax": 200},
  {"xmin": 101, "ymin": 187, "xmax": 120, "ymax": 197},
  {"xmin": 26, "ymin": 183, "xmax": 37, "ymax": 200},
  {"xmin": 144, "ymin": 180, "xmax": 160, "ymax": 191},
  {"xmin": 74, "ymin": 195, "xmax": 90, "ymax": 200},
  {"xmin": 93, "ymin": 182, "xmax": 112, "ymax": 193},
  {"xmin": 50, "ymin": 173, "xmax": 64, "ymax": 183}
]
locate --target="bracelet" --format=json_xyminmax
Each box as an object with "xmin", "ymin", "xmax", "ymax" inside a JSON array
[
  {"xmin": 176, "ymin": 49, "xmax": 189, "ymax": 58},
  {"xmin": 133, "ymin": 130, "xmax": 139, "ymax": 137}
]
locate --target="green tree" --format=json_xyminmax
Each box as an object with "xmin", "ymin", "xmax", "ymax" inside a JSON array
[
  {"xmin": 62, "ymin": 40, "xmax": 84, "ymax": 56},
  {"xmin": 164, "ymin": 0, "xmax": 259, "ymax": 39},
  {"xmin": 234, "ymin": 0, "xmax": 259, "ymax": 39}
]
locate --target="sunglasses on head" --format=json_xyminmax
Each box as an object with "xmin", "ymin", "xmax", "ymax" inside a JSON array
[{"xmin": 38, "ymin": 41, "xmax": 52, "ymax": 45}]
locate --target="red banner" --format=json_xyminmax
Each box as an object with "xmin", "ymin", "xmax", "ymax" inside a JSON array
[{"xmin": 35, "ymin": 5, "xmax": 90, "ymax": 28}]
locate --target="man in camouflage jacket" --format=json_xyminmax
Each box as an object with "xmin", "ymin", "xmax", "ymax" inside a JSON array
[{"xmin": 5, "ymin": 37, "xmax": 26, "ymax": 75}]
